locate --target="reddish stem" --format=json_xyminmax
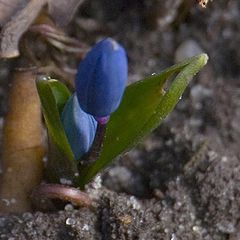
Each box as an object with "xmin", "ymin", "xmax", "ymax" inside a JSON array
[
  {"xmin": 80, "ymin": 123, "xmax": 107, "ymax": 166},
  {"xmin": 32, "ymin": 183, "xmax": 92, "ymax": 208}
]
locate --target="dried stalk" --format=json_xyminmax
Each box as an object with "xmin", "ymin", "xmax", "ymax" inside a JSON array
[{"xmin": 0, "ymin": 67, "xmax": 45, "ymax": 213}]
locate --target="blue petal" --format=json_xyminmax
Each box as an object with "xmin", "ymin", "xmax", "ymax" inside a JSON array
[
  {"xmin": 75, "ymin": 38, "xmax": 128, "ymax": 117},
  {"xmin": 61, "ymin": 94, "xmax": 97, "ymax": 160}
]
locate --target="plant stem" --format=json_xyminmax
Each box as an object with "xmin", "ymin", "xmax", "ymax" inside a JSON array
[
  {"xmin": 80, "ymin": 123, "xmax": 107, "ymax": 166},
  {"xmin": 31, "ymin": 184, "xmax": 92, "ymax": 208},
  {"xmin": 0, "ymin": 67, "xmax": 45, "ymax": 213}
]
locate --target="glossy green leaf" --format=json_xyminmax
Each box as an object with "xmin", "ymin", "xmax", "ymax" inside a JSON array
[
  {"xmin": 48, "ymin": 79, "xmax": 71, "ymax": 114},
  {"xmin": 36, "ymin": 78, "xmax": 78, "ymax": 183},
  {"xmin": 79, "ymin": 54, "xmax": 208, "ymax": 187}
]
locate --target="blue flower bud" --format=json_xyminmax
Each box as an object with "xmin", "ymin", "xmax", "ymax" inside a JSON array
[
  {"xmin": 61, "ymin": 94, "xmax": 97, "ymax": 160},
  {"xmin": 75, "ymin": 38, "xmax": 128, "ymax": 118}
]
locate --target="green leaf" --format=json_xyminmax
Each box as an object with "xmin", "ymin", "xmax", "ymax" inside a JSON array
[
  {"xmin": 79, "ymin": 54, "xmax": 208, "ymax": 187},
  {"xmin": 48, "ymin": 79, "xmax": 71, "ymax": 114},
  {"xmin": 36, "ymin": 78, "xmax": 78, "ymax": 183}
]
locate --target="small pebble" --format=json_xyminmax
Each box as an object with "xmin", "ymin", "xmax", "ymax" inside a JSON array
[
  {"xmin": 65, "ymin": 218, "xmax": 76, "ymax": 226},
  {"xmin": 64, "ymin": 204, "xmax": 74, "ymax": 211}
]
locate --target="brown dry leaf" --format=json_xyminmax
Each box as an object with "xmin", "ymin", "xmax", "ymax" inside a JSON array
[
  {"xmin": 0, "ymin": 0, "xmax": 29, "ymax": 25},
  {"xmin": 0, "ymin": 0, "xmax": 47, "ymax": 58},
  {"xmin": 48, "ymin": 0, "xmax": 85, "ymax": 26},
  {"xmin": 30, "ymin": 23, "xmax": 87, "ymax": 54},
  {"xmin": 0, "ymin": 0, "xmax": 85, "ymax": 58}
]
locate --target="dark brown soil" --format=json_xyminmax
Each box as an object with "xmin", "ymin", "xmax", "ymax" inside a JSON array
[{"xmin": 0, "ymin": 0, "xmax": 240, "ymax": 239}]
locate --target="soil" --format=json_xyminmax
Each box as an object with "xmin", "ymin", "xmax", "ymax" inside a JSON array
[{"xmin": 0, "ymin": 0, "xmax": 240, "ymax": 239}]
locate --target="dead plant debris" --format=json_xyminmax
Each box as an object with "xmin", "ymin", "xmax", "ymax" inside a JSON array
[{"xmin": 198, "ymin": 0, "xmax": 212, "ymax": 8}]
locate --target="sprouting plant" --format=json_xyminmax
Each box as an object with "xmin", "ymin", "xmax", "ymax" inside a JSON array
[{"xmin": 36, "ymin": 38, "xmax": 208, "ymax": 205}]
